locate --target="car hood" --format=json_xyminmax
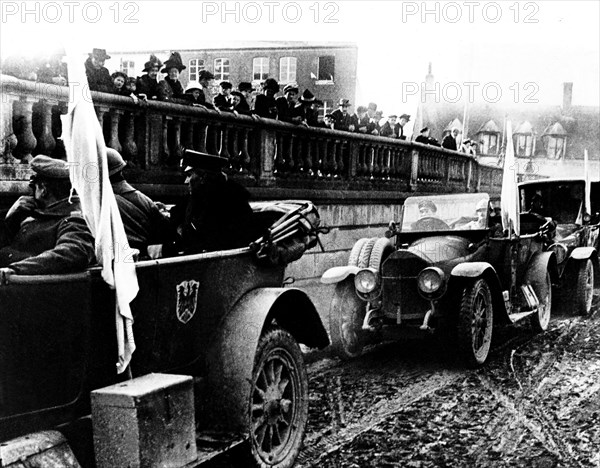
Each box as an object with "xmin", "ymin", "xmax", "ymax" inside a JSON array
[{"xmin": 407, "ymin": 236, "xmax": 473, "ymax": 264}]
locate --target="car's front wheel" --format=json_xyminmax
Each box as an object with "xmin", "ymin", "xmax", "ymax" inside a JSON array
[
  {"xmin": 249, "ymin": 327, "xmax": 308, "ymax": 468},
  {"xmin": 329, "ymin": 278, "xmax": 366, "ymax": 359},
  {"xmin": 530, "ymin": 271, "xmax": 552, "ymax": 332},
  {"xmin": 457, "ymin": 279, "xmax": 494, "ymax": 368},
  {"xmin": 574, "ymin": 259, "xmax": 594, "ymax": 316}
]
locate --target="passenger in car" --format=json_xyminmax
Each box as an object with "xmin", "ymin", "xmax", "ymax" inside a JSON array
[
  {"xmin": 171, "ymin": 149, "xmax": 254, "ymax": 254},
  {"xmin": 106, "ymin": 149, "xmax": 171, "ymax": 257},
  {"xmin": 0, "ymin": 155, "xmax": 96, "ymax": 281}
]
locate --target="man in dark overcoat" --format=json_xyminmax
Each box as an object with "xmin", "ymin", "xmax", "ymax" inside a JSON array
[
  {"xmin": 442, "ymin": 127, "xmax": 460, "ymax": 151},
  {"xmin": 84, "ymin": 48, "xmax": 113, "ymax": 93},
  {"xmin": 0, "ymin": 155, "xmax": 95, "ymax": 280},
  {"xmin": 175, "ymin": 150, "xmax": 254, "ymax": 254},
  {"xmin": 331, "ymin": 99, "xmax": 355, "ymax": 131}
]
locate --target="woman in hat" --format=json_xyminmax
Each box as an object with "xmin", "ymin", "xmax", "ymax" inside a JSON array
[
  {"xmin": 84, "ymin": 48, "xmax": 113, "ymax": 93},
  {"xmin": 136, "ymin": 54, "xmax": 162, "ymax": 100},
  {"xmin": 298, "ymin": 89, "xmax": 323, "ymax": 127},
  {"xmin": 253, "ymin": 78, "xmax": 279, "ymax": 119},
  {"xmin": 183, "ymin": 81, "xmax": 209, "ymax": 108},
  {"xmin": 157, "ymin": 52, "xmax": 187, "ymax": 104}
]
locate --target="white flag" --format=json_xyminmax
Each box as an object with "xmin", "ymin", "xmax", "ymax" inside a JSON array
[
  {"xmin": 584, "ymin": 149, "xmax": 591, "ymax": 215},
  {"xmin": 501, "ymin": 121, "xmax": 520, "ymax": 236},
  {"xmin": 60, "ymin": 50, "xmax": 139, "ymax": 374}
]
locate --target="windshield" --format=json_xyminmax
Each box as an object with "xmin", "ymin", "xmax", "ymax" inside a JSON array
[{"xmin": 401, "ymin": 193, "xmax": 491, "ymax": 232}]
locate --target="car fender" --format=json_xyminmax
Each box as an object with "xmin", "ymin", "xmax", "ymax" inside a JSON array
[
  {"xmin": 525, "ymin": 251, "xmax": 559, "ymax": 285},
  {"xmin": 0, "ymin": 431, "xmax": 79, "ymax": 467},
  {"xmin": 450, "ymin": 262, "xmax": 508, "ymax": 322},
  {"xmin": 450, "ymin": 261, "xmax": 496, "ymax": 278},
  {"xmin": 321, "ymin": 265, "xmax": 361, "ymax": 284},
  {"xmin": 570, "ymin": 246, "xmax": 597, "ymax": 261},
  {"xmin": 205, "ymin": 287, "xmax": 328, "ymax": 432}
]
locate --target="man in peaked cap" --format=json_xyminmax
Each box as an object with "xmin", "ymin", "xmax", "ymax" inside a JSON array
[
  {"xmin": 84, "ymin": 48, "xmax": 113, "ymax": 93},
  {"xmin": 106, "ymin": 149, "xmax": 171, "ymax": 256},
  {"xmin": 415, "ymin": 127, "xmax": 441, "ymax": 147},
  {"xmin": 171, "ymin": 149, "xmax": 254, "ymax": 254},
  {"xmin": 380, "ymin": 114, "xmax": 399, "ymax": 138},
  {"xmin": 0, "ymin": 155, "xmax": 95, "ymax": 280},
  {"xmin": 198, "ymin": 70, "xmax": 216, "ymax": 106},
  {"xmin": 331, "ymin": 98, "xmax": 355, "ymax": 132},
  {"xmin": 276, "ymin": 84, "xmax": 304, "ymax": 124},
  {"xmin": 137, "ymin": 54, "xmax": 163, "ymax": 100},
  {"xmin": 214, "ymin": 81, "xmax": 235, "ymax": 112}
]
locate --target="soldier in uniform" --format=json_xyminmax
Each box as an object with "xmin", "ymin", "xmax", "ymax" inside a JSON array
[
  {"xmin": 174, "ymin": 149, "xmax": 254, "ymax": 254},
  {"xmin": 106, "ymin": 149, "xmax": 171, "ymax": 256},
  {"xmin": 0, "ymin": 155, "xmax": 95, "ymax": 281}
]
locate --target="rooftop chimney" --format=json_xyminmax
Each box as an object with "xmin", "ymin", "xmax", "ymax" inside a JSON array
[{"xmin": 562, "ymin": 82, "xmax": 573, "ymax": 112}]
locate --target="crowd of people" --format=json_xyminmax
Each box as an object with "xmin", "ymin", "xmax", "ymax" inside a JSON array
[{"xmin": 2, "ymin": 47, "xmax": 478, "ymax": 155}]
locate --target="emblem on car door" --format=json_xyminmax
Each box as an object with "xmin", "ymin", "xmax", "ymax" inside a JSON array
[{"xmin": 176, "ymin": 280, "xmax": 200, "ymax": 324}]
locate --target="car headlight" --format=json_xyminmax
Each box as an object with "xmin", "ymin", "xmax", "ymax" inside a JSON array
[
  {"xmin": 355, "ymin": 268, "xmax": 379, "ymax": 294},
  {"xmin": 417, "ymin": 267, "xmax": 445, "ymax": 295}
]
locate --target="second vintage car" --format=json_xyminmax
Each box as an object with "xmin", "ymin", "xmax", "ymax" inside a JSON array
[
  {"xmin": 322, "ymin": 192, "xmax": 558, "ymax": 368},
  {"xmin": 518, "ymin": 178, "xmax": 599, "ymax": 315}
]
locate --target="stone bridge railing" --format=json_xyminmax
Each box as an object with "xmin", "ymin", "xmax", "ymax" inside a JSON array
[{"xmin": 1, "ymin": 74, "xmax": 504, "ymax": 203}]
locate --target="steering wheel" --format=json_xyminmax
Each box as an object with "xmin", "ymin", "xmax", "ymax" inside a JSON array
[{"xmin": 412, "ymin": 217, "xmax": 450, "ymax": 231}]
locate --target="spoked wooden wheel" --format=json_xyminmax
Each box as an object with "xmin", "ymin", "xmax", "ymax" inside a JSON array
[
  {"xmin": 250, "ymin": 327, "xmax": 308, "ymax": 468},
  {"xmin": 457, "ymin": 279, "xmax": 494, "ymax": 368}
]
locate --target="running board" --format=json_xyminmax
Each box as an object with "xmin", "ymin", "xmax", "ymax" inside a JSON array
[{"xmin": 186, "ymin": 432, "xmax": 246, "ymax": 466}]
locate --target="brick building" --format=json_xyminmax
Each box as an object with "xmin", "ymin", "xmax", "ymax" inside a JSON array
[{"xmin": 109, "ymin": 41, "xmax": 358, "ymax": 118}]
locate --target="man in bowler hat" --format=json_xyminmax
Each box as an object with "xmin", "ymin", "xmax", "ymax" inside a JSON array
[
  {"xmin": 0, "ymin": 155, "xmax": 95, "ymax": 281},
  {"xmin": 84, "ymin": 48, "xmax": 113, "ymax": 93}
]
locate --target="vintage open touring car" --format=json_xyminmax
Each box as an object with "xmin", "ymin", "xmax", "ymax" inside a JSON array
[
  {"xmin": 518, "ymin": 178, "xmax": 600, "ymax": 315},
  {"xmin": 0, "ymin": 201, "xmax": 329, "ymax": 468},
  {"xmin": 322, "ymin": 192, "xmax": 558, "ymax": 368}
]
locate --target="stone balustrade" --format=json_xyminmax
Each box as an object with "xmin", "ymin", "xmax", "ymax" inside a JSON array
[{"xmin": 1, "ymin": 74, "xmax": 504, "ymax": 204}]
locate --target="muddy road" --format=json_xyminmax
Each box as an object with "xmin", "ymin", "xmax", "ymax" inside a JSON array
[{"xmin": 208, "ymin": 298, "xmax": 600, "ymax": 468}]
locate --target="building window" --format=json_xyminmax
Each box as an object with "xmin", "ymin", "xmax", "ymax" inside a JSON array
[
  {"xmin": 189, "ymin": 59, "xmax": 205, "ymax": 82},
  {"xmin": 317, "ymin": 56, "xmax": 335, "ymax": 82},
  {"xmin": 120, "ymin": 60, "xmax": 135, "ymax": 76},
  {"xmin": 318, "ymin": 99, "xmax": 334, "ymax": 120},
  {"xmin": 515, "ymin": 134, "xmax": 534, "ymax": 157},
  {"xmin": 253, "ymin": 57, "xmax": 269, "ymax": 82},
  {"xmin": 279, "ymin": 57, "xmax": 297, "ymax": 83},
  {"xmin": 479, "ymin": 133, "xmax": 499, "ymax": 155},
  {"xmin": 214, "ymin": 58, "xmax": 230, "ymax": 81}
]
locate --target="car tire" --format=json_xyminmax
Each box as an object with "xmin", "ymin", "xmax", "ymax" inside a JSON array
[
  {"xmin": 574, "ymin": 259, "xmax": 594, "ymax": 316},
  {"xmin": 368, "ymin": 238, "xmax": 395, "ymax": 271},
  {"xmin": 329, "ymin": 277, "xmax": 366, "ymax": 360},
  {"xmin": 530, "ymin": 271, "xmax": 552, "ymax": 332},
  {"xmin": 357, "ymin": 238, "xmax": 378, "ymax": 268},
  {"xmin": 348, "ymin": 238, "xmax": 369, "ymax": 266},
  {"xmin": 457, "ymin": 278, "xmax": 494, "ymax": 368},
  {"xmin": 249, "ymin": 327, "xmax": 308, "ymax": 468}
]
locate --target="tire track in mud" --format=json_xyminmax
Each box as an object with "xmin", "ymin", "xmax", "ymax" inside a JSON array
[{"xmin": 296, "ymin": 369, "xmax": 462, "ymax": 467}]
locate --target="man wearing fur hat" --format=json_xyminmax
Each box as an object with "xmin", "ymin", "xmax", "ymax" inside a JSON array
[
  {"xmin": 84, "ymin": 48, "xmax": 113, "ymax": 93},
  {"xmin": 157, "ymin": 52, "xmax": 187, "ymax": 104},
  {"xmin": 0, "ymin": 155, "xmax": 95, "ymax": 280},
  {"xmin": 136, "ymin": 54, "xmax": 162, "ymax": 100}
]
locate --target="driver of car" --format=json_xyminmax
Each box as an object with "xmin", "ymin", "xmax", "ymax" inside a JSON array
[
  {"xmin": 411, "ymin": 200, "xmax": 449, "ymax": 231},
  {"xmin": 418, "ymin": 200, "xmax": 438, "ymax": 219}
]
